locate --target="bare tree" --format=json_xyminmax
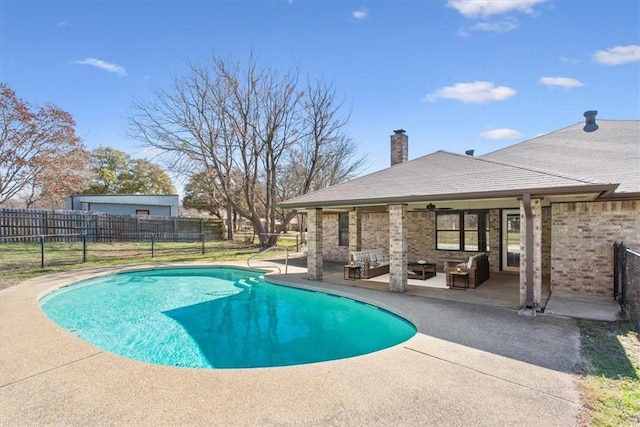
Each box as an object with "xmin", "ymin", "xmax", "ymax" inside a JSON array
[
  {"xmin": 281, "ymin": 79, "xmax": 366, "ymax": 195},
  {"xmin": 129, "ymin": 53, "xmax": 365, "ymax": 246},
  {"xmin": 0, "ymin": 83, "xmax": 88, "ymax": 208}
]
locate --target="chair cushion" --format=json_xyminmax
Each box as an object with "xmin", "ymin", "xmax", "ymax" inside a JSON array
[
  {"xmin": 370, "ymin": 252, "xmax": 378, "ymax": 264},
  {"xmin": 351, "ymin": 249, "xmax": 389, "ymax": 277}
]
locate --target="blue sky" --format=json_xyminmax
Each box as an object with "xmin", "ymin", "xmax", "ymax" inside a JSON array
[{"xmin": 2, "ymin": 0, "xmax": 639, "ymax": 181}]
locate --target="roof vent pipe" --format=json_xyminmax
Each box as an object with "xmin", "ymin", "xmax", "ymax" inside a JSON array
[
  {"xmin": 390, "ymin": 129, "xmax": 408, "ymax": 166},
  {"xmin": 583, "ymin": 110, "xmax": 599, "ymax": 132}
]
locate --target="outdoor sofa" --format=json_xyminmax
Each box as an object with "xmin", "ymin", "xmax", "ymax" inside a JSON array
[
  {"xmin": 444, "ymin": 253, "xmax": 490, "ymax": 288},
  {"xmin": 350, "ymin": 248, "xmax": 390, "ymax": 279}
]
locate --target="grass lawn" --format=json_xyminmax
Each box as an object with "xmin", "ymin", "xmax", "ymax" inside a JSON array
[
  {"xmin": 578, "ymin": 319, "xmax": 640, "ymax": 426},
  {"xmin": 0, "ymin": 237, "xmax": 301, "ymax": 290}
]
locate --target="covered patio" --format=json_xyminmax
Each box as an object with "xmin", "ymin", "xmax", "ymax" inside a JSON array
[
  {"xmin": 286, "ymin": 258, "xmax": 543, "ymax": 311},
  {"xmin": 272, "ymin": 257, "xmax": 620, "ymax": 321}
]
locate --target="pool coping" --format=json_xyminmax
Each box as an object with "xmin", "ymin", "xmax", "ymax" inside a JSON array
[{"xmin": 1, "ymin": 261, "xmax": 583, "ymax": 425}]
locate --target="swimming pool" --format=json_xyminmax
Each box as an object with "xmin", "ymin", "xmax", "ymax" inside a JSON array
[{"xmin": 40, "ymin": 267, "xmax": 416, "ymax": 369}]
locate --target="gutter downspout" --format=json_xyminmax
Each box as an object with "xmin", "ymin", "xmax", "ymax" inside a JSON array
[{"xmin": 522, "ymin": 193, "xmax": 535, "ymax": 315}]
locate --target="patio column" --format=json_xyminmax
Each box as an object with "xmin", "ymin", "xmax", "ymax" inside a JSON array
[
  {"xmin": 348, "ymin": 208, "xmax": 362, "ymax": 258},
  {"xmin": 307, "ymin": 208, "xmax": 323, "ymax": 281},
  {"xmin": 519, "ymin": 196, "xmax": 542, "ymax": 309},
  {"xmin": 389, "ymin": 204, "xmax": 408, "ymax": 292}
]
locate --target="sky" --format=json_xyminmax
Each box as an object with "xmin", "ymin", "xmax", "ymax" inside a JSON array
[{"xmin": 2, "ymin": 0, "xmax": 639, "ymax": 187}]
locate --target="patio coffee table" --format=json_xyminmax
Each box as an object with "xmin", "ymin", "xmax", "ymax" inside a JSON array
[{"xmin": 407, "ymin": 263, "xmax": 437, "ymax": 280}]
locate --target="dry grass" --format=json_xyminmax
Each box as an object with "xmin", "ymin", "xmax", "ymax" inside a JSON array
[{"xmin": 578, "ymin": 320, "xmax": 640, "ymax": 426}]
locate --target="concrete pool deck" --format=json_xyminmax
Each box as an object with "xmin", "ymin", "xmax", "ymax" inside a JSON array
[{"xmin": 1, "ymin": 261, "xmax": 585, "ymax": 425}]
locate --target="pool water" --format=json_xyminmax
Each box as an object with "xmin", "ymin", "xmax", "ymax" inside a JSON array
[{"xmin": 40, "ymin": 267, "xmax": 416, "ymax": 369}]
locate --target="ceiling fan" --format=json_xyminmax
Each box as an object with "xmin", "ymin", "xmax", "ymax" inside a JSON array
[{"xmin": 414, "ymin": 203, "xmax": 453, "ymax": 212}]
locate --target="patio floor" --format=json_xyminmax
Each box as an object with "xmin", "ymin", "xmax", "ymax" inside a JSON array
[
  {"xmin": 1, "ymin": 260, "xmax": 585, "ymax": 425},
  {"xmin": 271, "ymin": 257, "xmax": 621, "ymax": 321},
  {"xmin": 276, "ymin": 258, "xmax": 542, "ymax": 310}
]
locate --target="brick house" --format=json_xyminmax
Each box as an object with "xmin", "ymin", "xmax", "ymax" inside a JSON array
[{"xmin": 279, "ymin": 118, "xmax": 640, "ymax": 309}]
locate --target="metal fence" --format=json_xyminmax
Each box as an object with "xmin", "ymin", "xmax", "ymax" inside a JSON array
[
  {"xmin": 0, "ymin": 208, "xmax": 312, "ymax": 291},
  {"xmin": 0, "ymin": 232, "xmax": 225, "ymax": 272},
  {"xmin": 614, "ymin": 242, "xmax": 640, "ymax": 331},
  {"xmin": 0, "ymin": 208, "xmax": 227, "ymax": 287},
  {"xmin": 258, "ymin": 232, "xmax": 306, "ymax": 252}
]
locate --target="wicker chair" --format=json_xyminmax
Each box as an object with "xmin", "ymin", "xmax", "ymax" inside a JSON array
[{"xmin": 445, "ymin": 253, "xmax": 490, "ymax": 288}]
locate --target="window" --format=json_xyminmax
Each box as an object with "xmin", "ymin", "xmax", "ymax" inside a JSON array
[
  {"xmin": 436, "ymin": 211, "xmax": 489, "ymax": 251},
  {"xmin": 136, "ymin": 210, "xmax": 150, "ymax": 216},
  {"xmin": 436, "ymin": 213, "xmax": 460, "ymax": 250},
  {"xmin": 338, "ymin": 213, "xmax": 349, "ymax": 247}
]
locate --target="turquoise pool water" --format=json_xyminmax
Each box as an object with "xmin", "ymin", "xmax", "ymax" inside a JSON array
[{"xmin": 40, "ymin": 267, "xmax": 416, "ymax": 369}]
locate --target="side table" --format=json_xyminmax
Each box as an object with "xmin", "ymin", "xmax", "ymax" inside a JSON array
[
  {"xmin": 449, "ymin": 271, "xmax": 469, "ymax": 290},
  {"xmin": 344, "ymin": 264, "xmax": 360, "ymax": 280}
]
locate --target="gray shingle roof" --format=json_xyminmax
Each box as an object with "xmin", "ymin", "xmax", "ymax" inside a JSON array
[
  {"xmin": 482, "ymin": 120, "xmax": 640, "ymax": 193},
  {"xmin": 280, "ymin": 119, "xmax": 637, "ymax": 209}
]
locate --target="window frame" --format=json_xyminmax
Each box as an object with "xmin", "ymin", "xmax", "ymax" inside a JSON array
[
  {"xmin": 436, "ymin": 210, "xmax": 488, "ymax": 252},
  {"xmin": 338, "ymin": 213, "xmax": 349, "ymax": 247}
]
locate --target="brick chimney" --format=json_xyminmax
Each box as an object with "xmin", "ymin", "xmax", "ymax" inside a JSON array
[{"xmin": 390, "ymin": 129, "xmax": 408, "ymax": 166}]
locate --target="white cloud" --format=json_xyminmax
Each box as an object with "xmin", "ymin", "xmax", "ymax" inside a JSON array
[
  {"xmin": 74, "ymin": 58, "xmax": 127, "ymax": 76},
  {"xmin": 424, "ymin": 81, "xmax": 517, "ymax": 104},
  {"xmin": 539, "ymin": 76, "xmax": 584, "ymax": 89},
  {"xmin": 559, "ymin": 56, "xmax": 580, "ymax": 64},
  {"xmin": 57, "ymin": 20, "xmax": 68, "ymax": 28},
  {"xmin": 352, "ymin": 9, "xmax": 368, "ymax": 19},
  {"xmin": 447, "ymin": 0, "xmax": 546, "ymax": 18},
  {"xmin": 593, "ymin": 44, "xmax": 640, "ymax": 65},
  {"xmin": 471, "ymin": 18, "xmax": 517, "ymax": 32},
  {"xmin": 481, "ymin": 128, "xmax": 523, "ymax": 139}
]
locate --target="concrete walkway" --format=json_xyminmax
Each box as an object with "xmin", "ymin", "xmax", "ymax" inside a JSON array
[
  {"xmin": 1, "ymin": 262, "xmax": 584, "ymax": 426},
  {"xmin": 545, "ymin": 288, "xmax": 622, "ymax": 321}
]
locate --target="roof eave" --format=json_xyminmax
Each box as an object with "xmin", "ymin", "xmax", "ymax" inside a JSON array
[
  {"xmin": 596, "ymin": 190, "xmax": 640, "ymax": 200},
  {"xmin": 278, "ymin": 183, "xmax": 620, "ymax": 209}
]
